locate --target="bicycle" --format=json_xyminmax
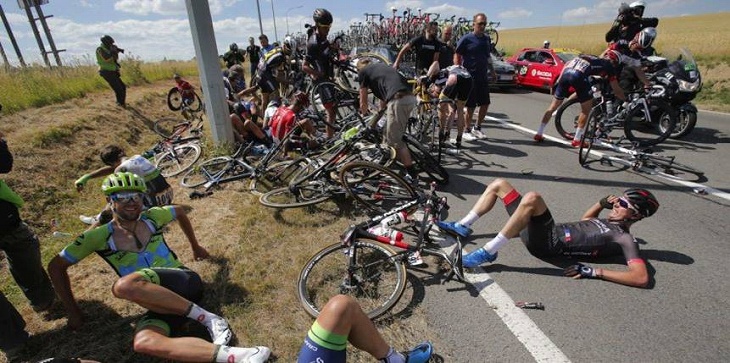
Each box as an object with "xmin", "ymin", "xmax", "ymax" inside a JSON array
[
  {"xmin": 297, "ymin": 182, "xmax": 464, "ymax": 319},
  {"xmin": 180, "ymin": 141, "xmax": 258, "ymax": 191},
  {"xmin": 153, "ymin": 106, "xmax": 205, "ymax": 140},
  {"xmin": 167, "ymin": 85, "xmax": 203, "ymax": 112}
]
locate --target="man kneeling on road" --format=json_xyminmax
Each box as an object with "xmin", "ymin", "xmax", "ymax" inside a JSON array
[
  {"xmin": 48, "ymin": 172, "xmax": 270, "ymax": 362},
  {"xmin": 438, "ymin": 178, "xmax": 659, "ymax": 288}
]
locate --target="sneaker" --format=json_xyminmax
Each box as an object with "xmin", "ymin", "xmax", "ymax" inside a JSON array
[
  {"xmin": 472, "ymin": 128, "xmax": 486, "ymax": 139},
  {"xmin": 533, "ymin": 134, "xmax": 545, "ymax": 142},
  {"xmin": 408, "ymin": 251, "xmax": 424, "ymax": 266},
  {"xmin": 462, "ymin": 248, "xmax": 498, "ymax": 268},
  {"xmin": 571, "ymin": 140, "xmax": 589, "ymax": 148},
  {"xmin": 79, "ymin": 215, "xmax": 98, "ymax": 225},
  {"xmin": 462, "ymin": 131, "xmax": 477, "ymax": 142},
  {"xmin": 207, "ymin": 316, "xmax": 233, "ymax": 345},
  {"xmin": 404, "ymin": 341, "xmax": 433, "ymax": 363},
  {"xmin": 436, "ymin": 221, "xmax": 473, "ymax": 238}
]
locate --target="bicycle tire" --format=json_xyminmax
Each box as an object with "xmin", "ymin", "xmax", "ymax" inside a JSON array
[
  {"xmin": 259, "ymin": 181, "xmax": 337, "ymax": 209},
  {"xmin": 404, "ymin": 134, "xmax": 449, "ymax": 184},
  {"xmin": 167, "ymin": 87, "xmax": 183, "ymax": 111},
  {"xmin": 154, "ymin": 117, "xmax": 188, "ymax": 139},
  {"xmin": 578, "ymin": 110, "xmax": 598, "ymax": 166},
  {"xmin": 339, "ymin": 161, "xmax": 418, "ymax": 214},
  {"xmin": 643, "ymin": 155, "xmax": 704, "ymax": 177},
  {"xmin": 184, "ymin": 92, "xmax": 204, "ymax": 113},
  {"xmin": 554, "ymin": 98, "xmax": 582, "ymax": 140},
  {"xmin": 488, "ymin": 28, "xmax": 499, "ymax": 47},
  {"xmin": 156, "ymin": 143, "xmax": 202, "ymax": 177},
  {"xmin": 623, "ymin": 99, "xmax": 676, "ymax": 147},
  {"xmin": 249, "ymin": 159, "xmax": 311, "ymax": 196},
  {"xmin": 310, "ymin": 82, "xmax": 359, "ymax": 127},
  {"xmin": 297, "ymin": 240, "xmax": 407, "ymax": 319},
  {"xmin": 180, "ymin": 156, "xmax": 234, "ymax": 188}
]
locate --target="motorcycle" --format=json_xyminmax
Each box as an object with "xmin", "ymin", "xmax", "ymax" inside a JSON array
[{"xmin": 644, "ymin": 47, "xmax": 702, "ymax": 138}]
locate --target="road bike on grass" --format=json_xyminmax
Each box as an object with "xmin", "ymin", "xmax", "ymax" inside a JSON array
[
  {"xmin": 297, "ymin": 182, "xmax": 464, "ymax": 319},
  {"xmin": 167, "ymin": 86, "xmax": 203, "ymax": 112},
  {"xmin": 151, "ymin": 108, "xmax": 204, "ymax": 177},
  {"xmin": 153, "ymin": 105, "xmax": 205, "ymax": 140}
]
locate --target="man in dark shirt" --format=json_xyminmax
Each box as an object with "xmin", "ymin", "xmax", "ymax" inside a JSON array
[
  {"xmin": 246, "ymin": 37, "xmax": 261, "ymax": 80},
  {"xmin": 438, "ymin": 24, "xmax": 455, "ymax": 69},
  {"xmin": 222, "ymin": 43, "xmax": 245, "ymax": 68},
  {"xmin": 455, "ymin": 13, "xmax": 497, "ymax": 141},
  {"xmin": 393, "ymin": 21, "xmax": 441, "ymax": 74},
  {"xmin": 437, "ymin": 177, "xmax": 659, "ymax": 288},
  {"xmin": 357, "ymin": 60, "xmax": 419, "ymax": 183},
  {"xmin": 605, "ymin": 1, "xmax": 659, "ymax": 45},
  {"xmin": 302, "ymin": 8, "xmax": 338, "ymax": 138}
]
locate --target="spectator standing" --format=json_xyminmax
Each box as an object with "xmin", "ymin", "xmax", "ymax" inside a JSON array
[
  {"xmin": 454, "ymin": 13, "xmax": 497, "ymax": 141},
  {"xmin": 96, "ymin": 35, "xmax": 126, "ymax": 107},
  {"xmin": 246, "ymin": 37, "xmax": 262, "ymax": 80},
  {"xmin": 393, "ymin": 21, "xmax": 441, "ymax": 74},
  {"xmin": 222, "ymin": 43, "xmax": 245, "ymax": 69},
  {"xmin": 438, "ymin": 25, "xmax": 455, "ymax": 69}
]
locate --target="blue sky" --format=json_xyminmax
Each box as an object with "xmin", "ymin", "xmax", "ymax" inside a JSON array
[{"xmin": 0, "ymin": 0, "xmax": 727, "ymax": 65}]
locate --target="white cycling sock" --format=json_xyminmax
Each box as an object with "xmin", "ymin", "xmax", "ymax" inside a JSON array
[
  {"xmin": 574, "ymin": 127, "xmax": 585, "ymax": 141},
  {"xmin": 537, "ymin": 123, "xmax": 547, "ymax": 136},
  {"xmin": 186, "ymin": 303, "xmax": 217, "ymax": 326},
  {"xmin": 380, "ymin": 347, "xmax": 406, "ymax": 363},
  {"xmin": 484, "ymin": 233, "xmax": 509, "ymax": 255},
  {"xmin": 459, "ymin": 211, "xmax": 480, "ymax": 228}
]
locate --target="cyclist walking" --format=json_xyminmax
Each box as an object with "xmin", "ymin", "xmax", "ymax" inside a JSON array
[{"xmin": 302, "ymin": 8, "xmax": 338, "ymax": 138}]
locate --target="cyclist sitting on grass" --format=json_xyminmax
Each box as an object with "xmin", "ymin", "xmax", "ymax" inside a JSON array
[
  {"xmin": 297, "ymin": 294, "xmax": 433, "ymax": 363},
  {"xmin": 49, "ymin": 172, "xmax": 271, "ymax": 362},
  {"xmin": 268, "ymin": 91, "xmax": 322, "ymax": 156},
  {"xmin": 229, "ymin": 99, "xmax": 273, "ymax": 147},
  {"xmin": 437, "ymin": 177, "xmax": 658, "ymax": 288},
  {"xmin": 75, "ymin": 144, "xmax": 173, "ymax": 225}
]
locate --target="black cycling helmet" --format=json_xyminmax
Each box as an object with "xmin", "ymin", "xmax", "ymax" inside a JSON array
[
  {"xmin": 101, "ymin": 35, "xmax": 115, "ymax": 46},
  {"xmin": 230, "ymin": 43, "xmax": 238, "ymax": 51},
  {"xmin": 623, "ymin": 188, "xmax": 659, "ymax": 218},
  {"xmin": 313, "ymin": 8, "xmax": 333, "ymax": 26}
]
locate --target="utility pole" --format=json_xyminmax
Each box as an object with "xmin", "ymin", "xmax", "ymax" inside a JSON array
[
  {"xmin": 32, "ymin": 0, "xmax": 64, "ymax": 66},
  {"xmin": 20, "ymin": 0, "xmax": 50, "ymax": 67},
  {"xmin": 0, "ymin": 3, "xmax": 26, "ymax": 67},
  {"xmin": 270, "ymin": 0, "xmax": 278, "ymax": 42},
  {"xmin": 255, "ymin": 0, "xmax": 264, "ymax": 36}
]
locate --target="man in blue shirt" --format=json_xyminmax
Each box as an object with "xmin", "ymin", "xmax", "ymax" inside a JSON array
[{"xmin": 455, "ymin": 13, "xmax": 497, "ymax": 141}]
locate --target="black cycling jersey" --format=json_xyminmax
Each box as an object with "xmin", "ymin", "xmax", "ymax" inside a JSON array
[
  {"xmin": 305, "ymin": 32, "xmax": 334, "ymax": 80},
  {"xmin": 553, "ymin": 219, "xmax": 640, "ymax": 260},
  {"xmin": 407, "ymin": 35, "xmax": 441, "ymax": 71}
]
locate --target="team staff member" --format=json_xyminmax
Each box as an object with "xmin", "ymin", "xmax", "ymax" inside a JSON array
[
  {"xmin": 302, "ymin": 8, "xmax": 338, "ymax": 138},
  {"xmin": 393, "ymin": 21, "xmax": 441, "ymax": 74},
  {"xmin": 357, "ymin": 59, "xmax": 419, "ymax": 183},
  {"xmin": 246, "ymin": 37, "xmax": 261, "ymax": 79},
  {"xmin": 454, "ymin": 13, "xmax": 497, "ymax": 141},
  {"xmin": 438, "ymin": 24, "xmax": 455, "ymax": 68},
  {"xmin": 96, "ymin": 35, "xmax": 126, "ymax": 107},
  {"xmin": 605, "ymin": 1, "xmax": 659, "ymax": 45},
  {"xmin": 438, "ymin": 177, "xmax": 658, "ymax": 288},
  {"xmin": 49, "ymin": 172, "xmax": 271, "ymax": 362}
]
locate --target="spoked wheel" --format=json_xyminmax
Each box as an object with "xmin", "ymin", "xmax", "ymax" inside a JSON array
[
  {"xmin": 259, "ymin": 180, "xmax": 338, "ymax": 209},
  {"xmin": 180, "ymin": 157, "xmax": 233, "ymax": 188},
  {"xmin": 623, "ymin": 99, "xmax": 676, "ymax": 147},
  {"xmin": 297, "ymin": 241, "xmax": 407, "ymax": 319},
  {"xmin": 578, "ymin": 111, "xmax": 598, "ymax": 166},
  {"xmin": 249, "ymin": 159, "xmax": 311, "ymax": 196},
  {"xmin": 404, "ymin": 134, "xmax": 449, "ymax": 184},
  {"xmin": 167, "ymin": 87, "xmax": 203, "ymax": 112},
  {"xmin": 554, "ymin": 98, "xmax": 582, "ymax": 140},
  {"xmin": 310, "ymin": 82, "xmax": 358, "ymax": 129},
  {"xmin": 339, "ymin": 161, "xmax": 418, "ymax": 214},
  {"xmin": 156, "ymin": 143, "xmax": 202, "ymax": 177},
  {"xmin": 154, "ymin": 117, "xmax": 189, "ymax": 139}
]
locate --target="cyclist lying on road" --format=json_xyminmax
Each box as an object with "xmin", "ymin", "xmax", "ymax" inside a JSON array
[
  {"xmin": 49, "ymin": 172, "xmax": 271, "ymax": 363},
  {"xmin": 438, "ymin": 178, "xmax": 659, "ymax": 288}
]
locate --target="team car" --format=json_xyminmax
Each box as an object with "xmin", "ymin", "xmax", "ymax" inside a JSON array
[{"xmin": 506, "ymin": 47, "xmax": 581, "ymax": 90}]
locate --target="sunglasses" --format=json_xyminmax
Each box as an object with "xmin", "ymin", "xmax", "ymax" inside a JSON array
[
  {"xmin": 317, "ymin": 23, "xmax": 331, "ymax": 29},
  {"xmin": 111, "ymin": 192, "xmax": 144, "ymax": 204},
  {"xmin": 617, "ymin": 197, "xmax": 639, "ymax": 214},
  {"xmin": 475, "ymin": 22, "xmax": 487, "ymax": 26}
]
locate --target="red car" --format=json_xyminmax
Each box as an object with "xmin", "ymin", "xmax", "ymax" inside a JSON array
[{"xmin": 507, "ymin": 48, "xmax": 581, "ymax": 90}]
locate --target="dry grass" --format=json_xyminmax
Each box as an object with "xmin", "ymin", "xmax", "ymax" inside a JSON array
[{"xmin": 0, "ymin": 81, "xmax": 447, "ymax": 362}]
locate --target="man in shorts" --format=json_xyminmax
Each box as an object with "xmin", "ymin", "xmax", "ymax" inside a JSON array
[
  {"xmin": 48, "ymin": 172, "xmax": 271, "ymax": 362},
  {"xmin": 438, "ymin": 178, "xmax": 659, "ymax": 288}
]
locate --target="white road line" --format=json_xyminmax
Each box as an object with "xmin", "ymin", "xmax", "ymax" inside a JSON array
[
  {"xmin": 434, "ymin": 233, "xmax": 572, "ymax": 362},
  {"xmin": 484, "ymin": 115, "xmax": 730, "ymax": 202}
]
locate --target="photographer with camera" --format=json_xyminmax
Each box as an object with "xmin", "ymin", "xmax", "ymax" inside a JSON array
[
  {"xmin": 605, "ymin": 1, "xmax": 659, "ymax": 46},
  {"xmin": 96, "ymin": 35, "xmax": 127, "ymax": 107}
]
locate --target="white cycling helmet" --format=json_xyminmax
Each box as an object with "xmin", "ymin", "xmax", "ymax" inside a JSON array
[
  {"xmin": 629, "ymin": 1, "xmax": 646, "ymax": 17},
  {"xmin": 543, "ymin": 40, "xmax": 550, "ymax": 48},
  {"xmin": 283, "ymin": 35, "xmax": 297, "ymax": 54}
]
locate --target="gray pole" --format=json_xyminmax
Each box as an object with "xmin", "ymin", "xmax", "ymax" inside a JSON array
[
  {"xmin": 285, "ymin": 5, "xmax": 302, "ymax": 36},
  {"xmin": 255, "ymin": 0, "xmax": 264, "ymax": 36},
  {"xmin": 184, "ymin": 0, "xmax": 234, "ymax": 144},
  {"xmin": 0, "ymin": 4, "xmax": 26, "ymax": 67},
  {"xmin": 0, "ymin": 40, "xmax": 9, "ymax": 70},
  {"xmin": 270, "ymin": 0, "xmax": 278, "ymax": 42},
  {"xmin": 21, "ymin": 0, "xmax": 50, "ymax": 67},
  {"xmin": 32, "ymin": 1, "xmax": 63, "ymax": 67}
]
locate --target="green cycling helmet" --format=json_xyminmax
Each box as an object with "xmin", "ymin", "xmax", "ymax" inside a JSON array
[{"xmin": 101, "ymin": 172, "xmax": 147, "ymax": 195}]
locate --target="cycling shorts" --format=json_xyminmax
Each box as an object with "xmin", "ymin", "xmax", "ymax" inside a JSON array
[
  {"xmin": 502, "ymin": 192, "xmax": 558, "ymax": 258},
  {"xmin": 313, "ymin": 81, "xmax": 336, "ymax": 109},
  {"xmin": 297, "ymin": 321, "xmax": 347, "ymax": 363},
  {"xmin": 440, "ymin": 75, "xmax": 473, "ymax": 102},
  {"xmin": 133, "ymin": 267, "xmax": 203, "ymax": 336},
  {"xmin": 553, "ymin": 69, "xmax": 591, "ymax": 103},
  {"xmin": 255, "ymin": 70, "xmax": 278, "ymax": 94},
  {"xmin": 465, "ymin": 73, "xmax": 490, "ymax": 108}
]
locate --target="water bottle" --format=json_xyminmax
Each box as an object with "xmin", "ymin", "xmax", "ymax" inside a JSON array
[
  {"xmin": 605, "ymin": 100, "xmax": 615, "ymax": 118},
  {"xmin": 445, "ymin": 147, "xmax": 460, "ymax": 156},
  {"xmin": 367, "ymin": 226, "xmax": 404, "ymax": 244},
  {"xmin": 380, "ymin": 211, "xmax": 408, "ymax": 227}
]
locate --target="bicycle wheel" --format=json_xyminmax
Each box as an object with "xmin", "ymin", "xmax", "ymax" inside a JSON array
[
  {"xmin": 554, "ymin": 98, "xmax": 582, "ymax": 140},
  {"xmin": 154, "ymin": 117, "xmax": 188, "ymax": 139},
  {"xmin": 488, "ymin": 28, "xmax": 499, "ymax": 46},
  {"xmin": 180, "ymin": 156, "xmax": 233, "ymax": 188},
  {"xmin": 623, "ymin": 99, "xmax": 676, "ymax": 147},
  {"xmin": 249, "ymin": 159, "xmax": 311, "ymax": 195},
  {"xmin": 167, "ymin": 87, "xmax": 183, "ymax": 111},
  {"xmin": 404, "ymin": 134, "xmax": 449, "ymax": 184},
  {"xmin": 643, "ymin": 155, "xmax": 704, "ymax": 178},
  {"xmin": 339, "ymin": 161, "xmax": 418, "ymax": 214},
  {"xmin": 578, "ymin": 110, "xmax": 598, "ymax": 166},
  {"xmin": 184, "ymin": 91, "xmax": 203, "ymax": 113},
  {"xmin": 156, "ymin": 143, "xmax": 202, "ymax": 177},
  {"xmin": 259, "ymin": 181, "xmax": 337, "ymax": 209},
  {"xmin": 297, "ymin": 241, "xmax": 407, "ymax": 319}
]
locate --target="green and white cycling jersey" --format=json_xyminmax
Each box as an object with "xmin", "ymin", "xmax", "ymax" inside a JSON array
[{"xmin": 59, "ymin": 206, "xmax": 183, "ymax": 277}]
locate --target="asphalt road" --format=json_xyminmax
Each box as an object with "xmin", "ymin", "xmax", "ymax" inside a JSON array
[{"xmin": 415, "ymin": 89, "xmax": 730, "ymax": 362}]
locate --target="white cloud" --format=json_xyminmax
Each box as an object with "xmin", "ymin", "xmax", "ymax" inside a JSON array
[
  {"xmin": 498, "ymin": 8, "xmax": 533, "ymax": 19},
  {"xmin": 112, "ymin": 0, "xmax": 237, "ymax": 16}
]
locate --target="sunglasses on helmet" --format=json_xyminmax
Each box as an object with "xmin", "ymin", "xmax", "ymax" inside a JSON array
[{"xmin": 110, "ymin": 192, "xmax": 144, "ymax": 204}]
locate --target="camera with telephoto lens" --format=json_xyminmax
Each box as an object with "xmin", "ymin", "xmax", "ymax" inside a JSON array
[{"xmin": 111, "ymin": 45, "xmax": 125, "ymax": 54}]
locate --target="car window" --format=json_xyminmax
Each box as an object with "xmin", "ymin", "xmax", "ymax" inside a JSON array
[
  {"xmin": 540, "ymin": 52, "xmax": 553, "ymax": 63},
  {"xmin": 523, "ymin": 51, "xmax": 538, "ymax": 62},
  {"xmin": 556, "ymin": 52, "xmax": 579, "ymax": 63}
]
